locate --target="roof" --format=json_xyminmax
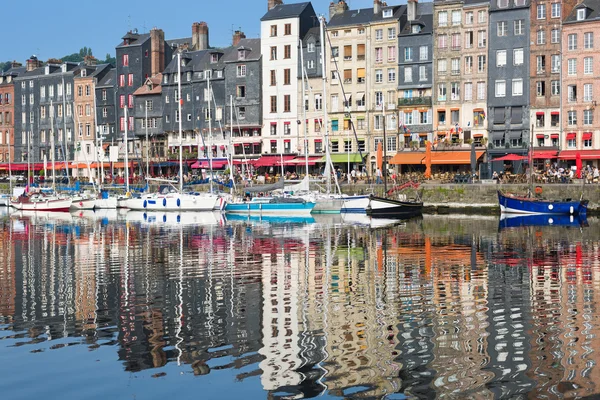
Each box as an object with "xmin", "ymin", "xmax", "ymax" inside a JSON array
[
  {"xmin": 261, "ymin": 2, "xmax": 312, "ymax": 21},
  {"xmin": 116, "ymin": 32, "xmax": 150, "ymax": 48},
  {"xmin": 167, "ymin": 37, "xmax": 193, "ymax": 49},
  {"xmin": 96, "ymin": 69, "xmax": 116, "ymax": 88},
  {"xmin": 1, "ymin": 66, "xmax": 26, "ymax": 79},
  {"xmin": 564, "ymin": 0, "xmax": 600, "ymax": 23},
  {"xmin": 221, "ymin": 38, "xmax": 262, "ymax": 62},
  {"xmin": 133, "ymin": 73, "xmax": 163, "ymax": 96},
  {"xmin": 328, "ymin": 5, "xmax": 406, "ymax": 28},
  {"xmin": 400, "ymin": 2, "xmax": 434, "ymax": 35}
]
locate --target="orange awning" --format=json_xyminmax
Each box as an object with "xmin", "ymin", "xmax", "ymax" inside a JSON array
[
  {"xmin": 112, "ymin": 162, "xmax": 135, "ymax": 168},
  {"xmin": 390, "ymin": 151, "xmax": 484, "ymax": 165}
]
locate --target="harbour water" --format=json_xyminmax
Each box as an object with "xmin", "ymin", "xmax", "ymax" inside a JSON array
[{"xmin": 0, "ymin": 208, "xmax": 597, "ymax": 399}]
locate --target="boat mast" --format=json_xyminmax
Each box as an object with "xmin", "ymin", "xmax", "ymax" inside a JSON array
[
  {"xmin": 50, "ymin": 99, "xmax": 56, "ymax": 192},
  {"xmin": 7, "ymin": 132, "xmax": 12, "ymax": 195},
  {"xmin": 177, "ymin": 52, "xmax": 184, "ymax": 194},
  {"xmin": 206, "ymin": 69, "xmax": 214, "ymax": 194},
  {"xmin": 319, "ymin": 15, "xmax": 331, "ymax": 195},
  {"xmin": 299, "ymin": 39, "xmax": 309, "ymax": 177},
  {"xmin": 124, "ymin": 105, "xmax": 130, "ymax": 194},
  {"xmin": 229, "ymin": 95, "xmax": 235, "ymax": 193},
  {"xmin": 529, "ymin": 123, "xmax": 534, "ymax": 196}
]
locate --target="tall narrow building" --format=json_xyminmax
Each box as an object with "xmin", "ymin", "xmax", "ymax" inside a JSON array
[
  {"xmin": 260, "ymin": 1, "xmax": 317, "ymax": 162},
  {"xmin": 561, "ymin": 1, "xmax": 600, "ymax": 165},
  {"xmin": 487, "ymin": 0, "xmax": 531, "ymax": 167},
  {"xmin": 0, "ymin": 63, "xmax": 25, "ymax": 162}
]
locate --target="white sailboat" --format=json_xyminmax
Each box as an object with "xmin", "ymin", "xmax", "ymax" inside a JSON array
[
  {"xmin": 11, "ymin": 100, "xmax": 72, "ymax": 211},
  {"xmin": 125, "ymin": 52, "xmax": 218, "ymax": 211}
]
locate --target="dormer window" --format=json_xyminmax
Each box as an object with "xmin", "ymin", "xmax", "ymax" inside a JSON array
[
  {"xmin": 61, "ymin": 65, "xmax": 67, "ymax": 73},
  {"xmin": 383, "ymin": 9, "xmax": 393, "ymax": 18},
  {"xmin": 187, "ymin": 72, "xmax": 192, "ymax": 81},
  {"xmin": 163, "ymin": 74, "xmax": 168, "ymax": 84},
  {"xmin": 412, "ymin": 24, "xmax": 422, "ymax": 34},
  {"xmin": 81, "ymin": 69, "xmax": 87, "ymax": 77},
  {"xmin": 211, "ymin": 54, "xmax": 218, "ymax": 63},
  {"xmin": 238, "ymin": 49, "xmax": 246, "ymax": 60},
  {"xmin": 205, "ymin": 70, "xmax": 212, "ymax": 79},
  {"xmin": 497, "ymin": 0, "xmax": 509, "ymax": 8},
  {"xmin": 307, "ymin": 42, "xmax": 315, "ymax": 52},
  {"xmin": 577, "ymin": 8, "xmax": 587, "ymax": 20}
]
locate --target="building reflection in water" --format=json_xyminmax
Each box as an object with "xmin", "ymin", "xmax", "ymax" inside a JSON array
[{"xmin": 1, "ymin": 213, "xmax": 599, "ymax": 398}]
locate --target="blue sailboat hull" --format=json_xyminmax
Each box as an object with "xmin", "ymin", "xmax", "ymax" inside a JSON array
[
  {"xmin": 498, "ymin": 191, "xmax": 588, "ymax": 216},
  {"xmin": 225, "ymin": 200, "xmax": 315, "ymax": 216}
]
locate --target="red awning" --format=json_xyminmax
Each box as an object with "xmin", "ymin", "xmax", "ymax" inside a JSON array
[
  {"xmin": 252, "ymin": 155, "xmax": 296, "ymax": 167},
  {"xmin": 284, "ymin": 139, "xmax": 291, "ymax": 143},
  {"xmin": 314, "ymin": 139, "xmax": 322, "ymax": 142},
  {"xmin": 233, "ymin": 143, "xmax": 241, "ymax": 147},
  {"xmin": 559, "ymin": 150, "xmax": 600, "ymax": 160},
  {"xmin": 583, "ymin": 132, "xmax": 593, "ymax": 140},
  {"xmin": 285, "ymin": 156, "xmax": 323, "ymax": 166},
  {"xmin": 232, "ymin": 159, "xmax": 256, "ymax": 165},
  {"xmin": 536, "ymin": 112, "xmax": 544, "ymax": 116},
  {"xmin": 551, "ymin": 111, "xmax": 559, "ymax": 115},
  {"xmin": 493, "ymin": 154, "xmax": 527, "ymax": 162},
  {"xmin": 550, "ymin": 134, "xmax": 559, "ymax": 139},
  {"xmin": 566, "ymin": 133, "xmax": 576, "ymax": 140},
  {"xmin": 536, "ymin": 134, "xmax": 545, "ymax": 139},
  {"xmin": 532, "ymin": 151, "xmax": 558, "ymax": 159},
  {"xmin": 191, "ymin": 160, "xmax": 229, "ymax": 169}
]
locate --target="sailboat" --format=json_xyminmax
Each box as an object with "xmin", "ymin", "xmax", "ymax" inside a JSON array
[
  {"xmin": 125, "ymin": 52, "xmax": 218, "ymax": 211},
  {"xmin": 10, "ymin": 101, "xmax": 72, "ymax": 211},
  {"xmin": 498, "ymin": 124, "xmax": 588, "ymax": 215},
  {"xmin": 365, "ymin": 104, "xmax": 423, "ymax": 219}
]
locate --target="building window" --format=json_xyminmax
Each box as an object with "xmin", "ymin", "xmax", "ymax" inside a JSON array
[
  {"xmin": 419, "ymin": 66, "xmax": 427, "ymax": 81},
  {"xmin": 270, "ymin": 96, "xmax": 277, "ymax": 113},
  {"xmin": 307, "ymin": 42, "xmax": 315, "ymax": 52},
  {"xmin": 387, "ymin": 46, "xmax": 396, "ymax": 62},
  {"xmin": 438, "ymin": 59, "xmax": 447, "ymax": 74},
  {"xmin": 537, "ymin": 4, "xmax": 546, "ymax": 19},
  {"xmin": 270, "ymin": 25, "xmax": 277, "ymax": 37},
  {"xmin": 404, "ymin": 67, "xmax": 413, "ymax": 82},
  {"xmin": 537, "ymin": 30, "xmax": 546, "ymax": 44},
  {"xmin": 497, "ymin": 21, "xmax": 507, "ymax": 37},
  {"xmin": 584, "ymin": 83, "xmax": 593, "ymax": 101},
  {"xmin": 514, "ymin": 20, "xmax": 524, "ymax": 35},
  {"xmin": 577, "ymin": 8, "xmax": 586, "ymax": 21},
  {"xmin": 497, "ymin": 0, "xmax": 508, "ymax": 8},
  {"xmin": 284, "ymin": 45, "xmax": 291, "ymax": 59},
  {"xmin": 514, "ymin": 49, "xmax": 524, "ymax": 65},
  {"xmin": 478, "ymin": 55, "xmax": 486, "ymax": 72},
  {"xmin": 568, "ymin": 110, "xmax": 576, "ymax": 125},
  {"xmin": 568, "ymin": 34, "xmax": 577, "ymax": 50},
  {"xmin": 551, "ymin": 3, "xmax": 561, "ymax": 18},
  {"xmin": 537, "ymin": 55, "xmax": 546, "ymax": 73},
  {"xmin": 283, "ymin": 95, "xmax": 290, "ymax": 112},
  {"xmin": 419, "ymin": 46, "xmax": 428, "ymax": 61},
  {"xmin": 387, "ymin": 68, "xmax": 396, "ymax": 83},
  {"xmin": 478, "ymin": 10, "xmax": 486, "ymax": 23},
  {"xmin": 438, "ymin": 11, "xmax": 448, "ymax": 26},
  {"xmin": 388, "ymin": 27, "xmax": 396, "ymax": 39},
  {"xmin": 451, "ymin": 58, "xmax": 460, "ymax": 74},
  {"xmin": 495, "ymin": 80, "xmax": 506, "ymax": 97},
  {"xmin": 584, "ymin": 110, "xmax": 593, "ymax": 125},
  {"xmin": 584, "ymin": 133, "xmax": 592, "ymax": 148},
  {"xmin": 568, "ymin": 85, "xmax": 577, "ymax": 102},
  {"xmin": 438, "ymin": 110, "xmax": 446, "ymax": 125},
  {"xmin": 284, "ymin": 68, "xmax": 291, "ymax": 85},
  {"xmin": 478, "ymin": 30, "xmax": 486, "ymax": 47},
  {"xmin": 551, "ymin": 29, "xmax": 560, "ymax": 44},
  {"xmin": 466, "ymin": 11, "xmax": 474, "ymax": 24},
  {"xmin": 438, "ymin": 83, "xmax": 447, "ymax": 101},
  {"xmin": 237, "ymin": 65, "xmax": 246, "ymax": 77},
  {"xmin": 584, "ymin": 57, "xmax": 593, "ymax": 74},
  {"xmin": 464, "ymin": 82, "xmax": 473, "ymax": 100},
  {"xmin": 284, "ymin": 23, "xmax": 291, "ymax": 35},
  {"xmin": 438, "ymin": 34, "xmax": 447, "ymax": 49},
  {"xmin": 452, "ymin": 10, "xmax": 461, "ymax": 25},
  {"xmin": 122, "ymin": 54, "xmax": 129, "ymax": 66},
  {"xmin": 236, "ymin": 85, "xmax": 246, "ymax": 98},
  {"xmin": 270, "ymin": 46, "xmax": 277, "ymax": 60},
  {"xmin": 465, "ymin": 56, "xmax": 473, "ymax": 74},
  {"xmin": 568, "ymin": 59, "xmax": 576, "ymax": 75},
  {"xmin": 376, "ymin": 29, "xmax": 383, "ymax": 40},
  {"xmin": 496, "ymin": 50, "xmax": 507, "ymax": 67},
  {"xmin": 551, "ymin": 80, "xmax": 560, "ymax": 96},
  {"xmin": 512, "ymin": 79, "xmax": 523, "ymax": 96},
  {"xmin": 451, "ymin": 82, "xmax": 460, "ymax": 100},
  {"xmin": 584, "ymin": 32, "xmax": 594, "ymax": 49},
  {"xmin": 537, "ymin": 81, "xmax": 545, "ymax": 96}
]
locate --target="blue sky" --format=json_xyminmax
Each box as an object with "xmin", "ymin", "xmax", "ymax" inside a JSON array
[{"xmin": 3, "ymin": 0, "xmax": 377, "ymax": 64}]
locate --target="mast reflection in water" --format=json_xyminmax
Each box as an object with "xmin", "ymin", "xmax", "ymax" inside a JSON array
[{"xmin": 0, "ymin": 210, "xmax": 598, "ymax": 399}]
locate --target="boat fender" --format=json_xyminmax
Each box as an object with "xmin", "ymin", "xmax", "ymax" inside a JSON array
[
  {"xmin": 143, "ymin": 212, "xmax": 147, "ymax": 220},
  {"xmin": 548, "ymin": 204, "xmax": 553, "ymax": 210},
  {"xmin": 177, "ymin": 215, "xmax": 181, "ymax": 223},
  {"xmin": 570, "ymin": 206, "xmax": 574, "ymax": 215},
  {"xmin": 163, "ymin": 215, "xmax": 167, "ymax": 223},
  {"xmin": 163, "ymin": 198, "xmax": 167, "ymax": 207},
  {"xmin": 143, "ymin": 200, "xmax": 147, "ymax": 208},
  {"xmin": 177, "ymin": 198, "xmax": 181, "ymax": 207}
]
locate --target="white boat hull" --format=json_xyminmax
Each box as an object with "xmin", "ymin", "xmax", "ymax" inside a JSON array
[
  {"xmin": 11, "ymin": 197, "xmax": 72, "ymax": 212},
  {"xmin": 94, "ymin": 197, "xmax": 118, "ymax": 209},
  {"xmin": 125, "ymin": 210, "xmax": 224, "ymax": 226},
  {"xmin": 70, "ymin": 198, "xmax": 96, "ymax": 210},
  {"xmin": 312, "ymin": 197, "xmax": 345, "ymax": 214},
  {"xmin": 125, "ymin": 192, "xmax": 219, "ymax": 211},
  {"xmin": 0, "ymin": 195, "xmax": 9, "ymax": 207},
  {"xmin": 341, "ymin": 196, "xmax": 370, "ymax": 213}
]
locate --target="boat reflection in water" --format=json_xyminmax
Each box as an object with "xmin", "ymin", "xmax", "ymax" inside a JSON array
[
  {"xmin": 125, "ymin": 210, "xmax": 225, "ymax": 226},
  {"xmin": 224, "ymin": 213, "xmax": 316, "ymax": 225},
  {"xmin": 499, "ymin": 213, "xmax": 589, "ymax": 229},
  {"xmin": 1, "ymin": 213, "xmax": 600, "ymax": 400}
]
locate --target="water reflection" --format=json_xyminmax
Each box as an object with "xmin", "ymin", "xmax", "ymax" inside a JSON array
[{"xmin": 0, "ymin": 210, "xmax": 597, "ymax": 399}]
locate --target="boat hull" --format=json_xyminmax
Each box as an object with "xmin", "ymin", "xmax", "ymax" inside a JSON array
[
  {"xmin": 341, "ymin": 195, "xmax": 370, "ymax": 214},
  {"xmin": 94, "ymin": 197, "xmax": 118, "ymax": 209},
  {"xmin": 0, "ymin": 195, "xmax": 9, "ymax": 207},
  {"xmin": 70, "ymin": 198, "xmax": 96, "ymax": 210},
  {"xmin": 225, "ymin": 201, "xmax": 315, "ymax": 216},
  {"xmin": 498, "ymin": 191, "xmax": 588, "ymax": 215},
  {"xmin": 311, "ymin": 197, "xmax": 345, "ymax": 214},
  {"xmin": 125, "ymin": 193, "xmax": 219, "ymax": 211},
  {"xmin": 11, "ymin": 197, "xmax": 72, "ymax": 212},
  {"xmin": 366, "ymin": 196, "xmax": 423, "ymax": 219},
  {"xmin": 499, "ymin": 213, "xmax": 588, "ymax": 229}
]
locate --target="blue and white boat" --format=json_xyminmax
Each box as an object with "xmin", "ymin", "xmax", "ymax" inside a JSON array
[
  {"xmin": 225, "ymin": 213, "xmax": 315, "ymax": 225},
  {"xmin": 224, "ymin": 196, "xmax": 315, "ymax": 216},
  {"xmin": 498, "ymin": 191, "xmax": 588, "ymax": 216}
]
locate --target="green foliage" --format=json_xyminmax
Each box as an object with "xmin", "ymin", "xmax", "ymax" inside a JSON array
[{"xmin": 0, "ymin": 61, "xmax": 12, "ymax": 72}]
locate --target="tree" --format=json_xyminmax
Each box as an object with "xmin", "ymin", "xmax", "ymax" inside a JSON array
[{"xmin": 0, "ymin": 61, "xmax": 12, "ymax": 72}]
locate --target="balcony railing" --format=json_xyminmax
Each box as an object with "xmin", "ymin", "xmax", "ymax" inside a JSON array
[{"xmin": 397, "ymin": 96, "xmax": 433, "ymax": 106}]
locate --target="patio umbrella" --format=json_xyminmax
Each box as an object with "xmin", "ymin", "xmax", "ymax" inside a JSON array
[
  {"xmin": 576, "ymin": 151, "xmax": 582, "ymax": 178},
  {"xmin": 424, "ymin": 141, "xmax": 432, "ymax": 179},
  {"xmin": 376, "ymin": 142, "xmax": 383, "ymax": 171}
]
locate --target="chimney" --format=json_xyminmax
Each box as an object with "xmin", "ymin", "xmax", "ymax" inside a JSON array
[
  {"xmin": 150, "ymin": 28, "xmax": 165, "ymax": 76},
  {"xmin": 268, "ymin": 0, "xmax": 283, "ymax": 10},
  {"xmin": 11, "ymin": 61, "xmax": 22, "ymax": 69},
  {"xmin": 233, "ymin": 30, "xmax": 246, "ymax": 47},
  {"xmin": 192, "ymin": 22, "xmax": 209, "ymax": 51},
  {"xmin": 407, "ymin": 0, "xmax": 417, "ymax": 21},
  {"xmin": 374, "ymin": 0, "xmax": 382, "ymax": 14},
  {"xmin": 84, "ymin": 55, "xmax": 97, "ymax": 66},
  {"xmin": 26, "ymin": 56, "xmax": 42, "ymax": 72},
  {"xmin": 329, "ymin": 0, "xmax": 349, "ymax": 20}
]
